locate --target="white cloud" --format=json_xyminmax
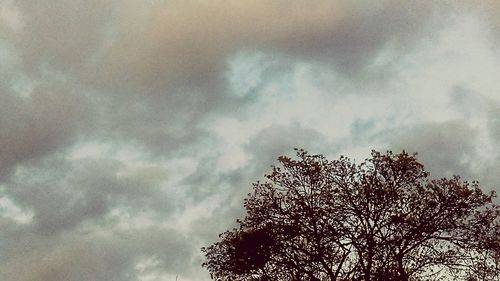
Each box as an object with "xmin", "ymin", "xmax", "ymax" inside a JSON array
[{"xmin": 0, "ymin": 195, "xmax": 33, "ymax": 224}]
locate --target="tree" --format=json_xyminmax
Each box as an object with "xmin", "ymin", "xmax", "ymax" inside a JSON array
[{"xmin": 202, "ymin": 149, "xmax": 500, "ymax": 281}]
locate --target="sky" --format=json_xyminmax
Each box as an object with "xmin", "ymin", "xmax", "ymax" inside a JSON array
[{"xmin": 0, "ymin": 1, "xmax": 499, "ymax": 280}]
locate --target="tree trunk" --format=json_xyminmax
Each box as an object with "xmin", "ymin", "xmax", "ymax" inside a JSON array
[{"xmin": 397, "ymin": 253, "xmax": 409, "ymax": 281}]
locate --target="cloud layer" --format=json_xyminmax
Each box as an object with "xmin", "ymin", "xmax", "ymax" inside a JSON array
[{"xmin": 1, "ymin": 1, "xmax": 499, "ymax": 280}]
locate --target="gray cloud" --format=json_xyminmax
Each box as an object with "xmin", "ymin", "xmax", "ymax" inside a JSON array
[
  {"xmin": 8, "ymin": 0, "xmax": 449, "ymax": 154},
  {"xmin": 384, "ymin": 116, "xmax": 499, "ymax": 196},
  {"xmin": 0, "ymin": 83, "xmax": 92, "ymax": 181},
  {"xmin": 487, "ymin": 101, "xmax": 500, "ymax": 146},
  {"xmin": 181, "ymin": 123, "xmax": 334, "ymax": 203},
  {"xmin": 245, "ymin": 123, "xmax": 335, "ymax": 170},
  {"xmin": 387, "ymin": 120, "xmax": 478, "ymax": 178},
  {"xmin": 445, "ymin": 87, "xmax": 500, "ymax": 189},
  {"xmin": 5, "ymin": 156, "xmax": 174, "ymax": 236},
  {"xmin": 13, "ymin": 0, "xmax": 114, "ymax": 76},
  {"xmin": 0, "ymin": 154, "xmax": 196, "ymax": 280},
  {"xmin": 0, "ymin": 226, "xmax": 192, "ymax": 281},
  {"xmin": 0, "ymin": 1, "xmax": 499, "ymax": 280},
  {"xmin": 460, "ymin": 0, "xmax": 500, "ymax": 41},
  {"xmin": 88, "ymin": 0, "xmax": 445, "ymax": 92},
  {"xmin": 184, "ymin": 123, "xmax": 335, "ymax": 241}
]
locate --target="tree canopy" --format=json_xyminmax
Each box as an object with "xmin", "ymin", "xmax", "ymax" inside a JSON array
[{"xmin": 202, "ymin": 150, "xmax": 500, "ymax": 281}]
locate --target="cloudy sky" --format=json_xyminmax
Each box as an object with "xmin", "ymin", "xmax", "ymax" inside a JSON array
[{"xmin": 0, "ymin": 1, "xmax": 500, "ymax": 280}]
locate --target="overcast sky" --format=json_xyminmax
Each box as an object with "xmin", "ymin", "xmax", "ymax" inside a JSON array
[{"xmin": 1, "ymin": 1, "xmax": 500, "ymax": 280}]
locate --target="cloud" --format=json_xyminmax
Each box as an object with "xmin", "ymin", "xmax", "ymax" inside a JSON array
[
  {"xmin": 4, "ymin": 155, "xmax": 176, "ymax": 236},
  {"xmin": 0, "ymin": 1, "xmax": 23, "ymax": 32},
  {"xmin": 0, "ymin": 153, "xmax": 200, "ymax": 280},
  {"xmin": 180, "ymin": 123, "xmax": 335, "ymax": 245},
  {"xmin": 2, "ymin": 0, "xmax": 451, "ymax": 158},
  {"xmin": 0, "ymin": 1, "xmax": 499, "ymax": 280},
  {"xmin": 5, "ymin": 0, "xmax": 445, "ymax": 153},
  {"xmin": 13, "ymin": 0, "xmax": 114, "ymax": 76},
  {"xmin": 0, "ymin": 226, "xmax": 192, "ymax": 281},
  {"xmin": 0, "ymin": 83, "xmax": 92, "ymax": 181},
  {"xmin": 459, "ymin": 0, "xmax": 500, "ymax": 41},
  {"xmin": 386, "ymin": 121, "xmax": 478, "ymax": 178},
  {"xmin": 86, "ymin": 0, "xmax": 342, "ymax": 93},
  {"xmin": 86, "ymin": 0, "xmax": 445, "ymax": 95}
]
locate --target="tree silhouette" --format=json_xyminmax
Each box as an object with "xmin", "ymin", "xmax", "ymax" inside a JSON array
[{"xmin": 202, "ymin": 150, "xmax": 500, "ymax": 281}]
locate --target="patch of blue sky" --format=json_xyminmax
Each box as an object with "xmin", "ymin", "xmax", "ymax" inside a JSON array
[
  {"xmin": 226, "ymin": 51, "xmax": 268, "ymax": 98},
  {"xmin": 226, "ymin": 51, "xmax": 293, "ymax": 99}
]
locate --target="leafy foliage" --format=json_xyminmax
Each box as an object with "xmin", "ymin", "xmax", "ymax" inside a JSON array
[{"xmin": 202, "ymin": 150, "xmax": 500, "ymax": 280}]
